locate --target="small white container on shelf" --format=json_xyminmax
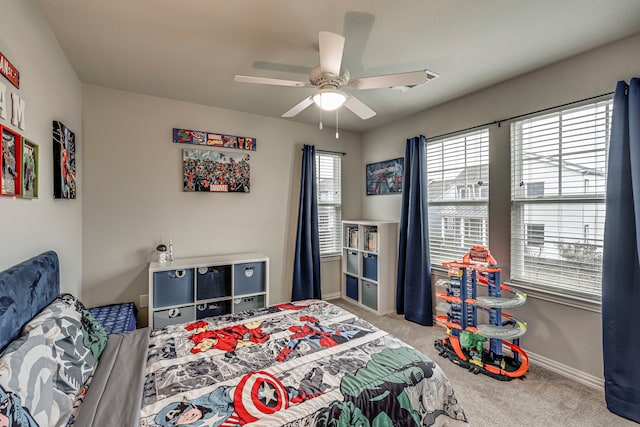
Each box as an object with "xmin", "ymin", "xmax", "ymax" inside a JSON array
[{"xmin": 155, "ymin": 244, "xmax": 168, "ymax": 263}]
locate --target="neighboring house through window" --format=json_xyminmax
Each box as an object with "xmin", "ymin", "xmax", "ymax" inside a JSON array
[
  {"xmin": 526, "ymin": 182, "xmax": 545, "ymax": 197},
  {"xmin": 510, "ymin": 99, "xmax": 612, "ymax": 298},
  {"xmin": 427, "ymin": 129, "xmax": 489, "ymax": 266}
]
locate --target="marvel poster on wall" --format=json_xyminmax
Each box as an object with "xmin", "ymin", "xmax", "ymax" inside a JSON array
[
  {"xmin": 173, "ymin": 128, "xmax": 256, "ymax": 151},
  {"xmin": 53, "ymin": 121, "xmax": 76, "ymax": 199},
  {"xmin": 183, "ymin": 148, "xmax": 250, "ymax": 193},
  {"xmin": 1, "ymin": 125, "xmax": 21, "ymax": 197},
  {"xmin": 366, "ymin": 157, "xmax": 403, "ymax": 195},
  {"xmin": 21, "ymin": 138, "xmax": 38, "ymax": 199}
]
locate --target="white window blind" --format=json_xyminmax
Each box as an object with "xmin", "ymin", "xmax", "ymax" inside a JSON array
[
  {"xmin": 427, "ymin": 129, "xmax": 489, "ymax": 266},
  {"xmin": 316, "ymin": 152, "xmax": 342, "ymax": 256},
  {"xmin": 510, "ymin": 99, "xmax": 612, "ymax": 298}
]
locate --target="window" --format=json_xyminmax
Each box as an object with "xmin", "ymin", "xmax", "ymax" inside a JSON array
[
  {"xmin": 511, "ymin": 99, "xmax": 612, "ymax": 298},
  {"xmin": 527, "ymin": 182, "xmax": 545, "ymax": 197},
  {"xmin": 316, "ymin": 152, "xmax": 342, "ymax": 256},
  {"xmin": 427, "ymin": 129, "xmax": 489, "ymax": 266},
  {"xmin": 457, "ymin": 183, "xmax": 484, "ymax": 199},
  {"xmin": 526, "ymin": 224, "xmax": 545, "ymax": 247},
  {"xmin": 443, "ymin": 217, "xmax": 459, "ymax": 237}
]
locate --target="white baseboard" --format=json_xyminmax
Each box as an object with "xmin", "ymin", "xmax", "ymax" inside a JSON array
[
  {"xmin": 525, "ymin": 349, "xmax": 604, "ymax": 392},
  {"xmin": 323, "ymin": 292, "xmax": 341, "ymax": 301}
]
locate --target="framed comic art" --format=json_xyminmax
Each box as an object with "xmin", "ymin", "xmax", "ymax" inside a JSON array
[
  {"xmin": 1, "ymin": 125, "xmax": 21, "ymax": 197},
  {"xmin": 173, "ymin": 128, "xmax": 256, "ymax": 151},
  {"xmin": 183, "ymin": 148, "xmax": 250, "ymax": 192},
  {"xmin": 366, "ymin": 157, "xmax": 404, "ymax": 195},
  {"xmin": 21, "ymin": 138, "xmax": 38, "ymax": 199},
  {"xmin": 53, "ymin": 121, "xmax": 76, "ymax": 199}
]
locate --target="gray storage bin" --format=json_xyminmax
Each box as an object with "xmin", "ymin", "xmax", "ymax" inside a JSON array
[
  {"xmin": 233, "ymin": 295, "xmax": 265, "ymax": 313},
  {"xmin": 362, "ymin": 253, "xmax": 378, "ymax": 281},
  {"xmin": 234, "ymin": 262, "xmax": 265, "ymax": 295},
  {"xmin": 153, "ymin": 305, "xmax": 195, "ymax": 328},
  {"xmin": 196, "ymin": 300, "xmax": 231, "ymax": 319},
  {"xmin": 153, "ymin": 269, "xmax": 194, "ymax": 308},
  {"xmin": 346, "ymin": 275, "xmax": 358, "ymax": 301},
  {"xmin": 362, "ymin": 280, "xmax": 378, "ymax": 311},
  {"xmin": 346, "ymin": 250, "xmax": 358, "ymax": 275},
  {"xmin": 197, "ymin": 265, "xmax": 232, "ymax": 300}
]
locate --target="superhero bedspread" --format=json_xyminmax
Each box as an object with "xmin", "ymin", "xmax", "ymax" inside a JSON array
[
  {"xmin": 0, "ymin": 252, "xmax": 466, "ymax": 426},
  {"xmin": 137, "ymin": 300, "xmax": 468, "ymax": 426}
]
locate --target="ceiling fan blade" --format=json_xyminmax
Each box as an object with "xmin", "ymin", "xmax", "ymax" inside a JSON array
[
  {"xmin": 343, "ymin": 96, "xmax": 376, "ymax": 120},
  {"xmin": 318, "ymin": 31, "xmax": 345, "ymax": 76},
  {"xmin": 234, "ymin": 75, "xmax": 311, "ymax": 87},
  {"xmin": 282, "ymin": 97, "xmax": 314, "ymax": 118},
  {"xmin": 346, "ymin": 69, "xmax": 439, "ymax": 90}
]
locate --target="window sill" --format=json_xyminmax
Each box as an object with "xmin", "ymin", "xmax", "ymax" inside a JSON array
[
  {"xmin": 431, "ymin": 265, "xmax": 448, "ymax": 275},
  {"xmin": 506, "ymin": 281, "xmax": 601, "ymax": 313}
]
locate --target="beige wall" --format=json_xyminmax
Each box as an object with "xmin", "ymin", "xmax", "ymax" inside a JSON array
[
  {"xmin": 0, "ymin": 1, "xmax": 83, "ymax": 295},
  {"xmin": 361, "ymin": 33, "xmax": 640, "ymax": 382},
  {"xmin": 81, "ymin": 85, "xmax": 361, "ymax": 317}
]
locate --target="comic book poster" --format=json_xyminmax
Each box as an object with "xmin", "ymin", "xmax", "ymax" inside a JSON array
[
  {"xmin": 53, "ymin": 121, "xmax": 76, "ymax": 199},
  {"xmin": 183, "ymin": 148, "xmax": 250, "ymax": 193},
  {"xmin": 1, "ymin": 125, "xmax": 21, "ymax": 196},
  {"xmin": 173, "ymin": 128, "xmax": 256, "ymax": 151},
  {"xmin": 366, "ymin": 158, "xmax": 403, "ymax": 195},
  {"xmin": 172, "ymin": 128, "xmax": 206, "ymax": 145},
  {"xmin": 21, "ymin": 138, "xmax": 38, "ymax": 199}
]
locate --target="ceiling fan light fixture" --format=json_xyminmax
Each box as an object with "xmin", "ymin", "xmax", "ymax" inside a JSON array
[{"xmin": 312, "ymin": 89, "xmax": 346, "ymax": 111}]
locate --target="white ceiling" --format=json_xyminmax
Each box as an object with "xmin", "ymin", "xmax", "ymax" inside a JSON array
[{"xmin": 37, "ymin": 0, "xmax": 640, "ymax": 133}]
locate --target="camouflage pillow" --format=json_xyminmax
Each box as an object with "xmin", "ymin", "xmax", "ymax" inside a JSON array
[
  {"xmin": 0, "ymin": 327, "xmax": 74, "ymax": 426},
  {"xmin": 21, "ymin": 294, "xmax": 107, "ymax": 397},
  {"xmin": 24, "ymin": 294, "xmax": 107, "ymax": 361},
  {"xmin": 0, "ymin": 294, "xmax": 111, "ymax": 426}
]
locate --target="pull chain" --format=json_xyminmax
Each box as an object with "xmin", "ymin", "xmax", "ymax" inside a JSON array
[{"xmin": 335, "ymin": 109, "xmax": 339, "ymax": 139}]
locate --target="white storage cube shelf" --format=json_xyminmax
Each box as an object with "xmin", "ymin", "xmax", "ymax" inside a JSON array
[
  {"xmin": 148, "ymin": 253, "xmax": 269, "ymax": 329},
  {"xmin": 342, "ymin": 220, "xmax": 398, "ymax": 314}
]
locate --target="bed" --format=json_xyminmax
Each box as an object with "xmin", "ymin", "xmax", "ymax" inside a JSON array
[{"xmin": 0, "ymin": 251, "xmax": 468, "ymax": 427}]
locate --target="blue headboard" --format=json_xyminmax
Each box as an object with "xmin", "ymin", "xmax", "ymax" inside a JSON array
[{"xmin": 0, "ymin": 251, "xmax": 60, "ymax": 352}]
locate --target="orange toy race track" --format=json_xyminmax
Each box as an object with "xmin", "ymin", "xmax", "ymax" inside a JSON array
[{"xmin": 434, "ymin": 245, "xmax": 529, "ymax": 381}]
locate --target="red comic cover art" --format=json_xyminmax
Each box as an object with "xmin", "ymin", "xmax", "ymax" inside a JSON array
[{"xmin": 185, "ymin": 320, "xmax": 269, "ymax": 354}]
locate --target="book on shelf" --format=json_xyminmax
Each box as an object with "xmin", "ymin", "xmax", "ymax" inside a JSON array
[
  {"xmin": 366, "ymin": 231, "xmax": 378, "ymax": 251},
  {"xmin": 346, "ymin": 226, "xmax": 358, "ymax": 248}
]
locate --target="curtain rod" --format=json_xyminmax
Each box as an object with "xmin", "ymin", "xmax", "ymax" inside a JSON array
[
  {"xmin": 424, "ymin": 91, "xmax": 614, "ymax": 142},
  {"xmin": 306, "ymin": 148, "xmax": 347, "ymax": 156}
]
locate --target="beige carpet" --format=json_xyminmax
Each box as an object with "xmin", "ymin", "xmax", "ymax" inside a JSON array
[{"xmin": 332, "ymin": 298, "xmax": 636, "ymax": 427}]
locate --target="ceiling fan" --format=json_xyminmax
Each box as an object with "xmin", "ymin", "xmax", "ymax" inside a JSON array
[{"xmin": 234, "ymin": 31, "xmax": 438, "ymax": 121}]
